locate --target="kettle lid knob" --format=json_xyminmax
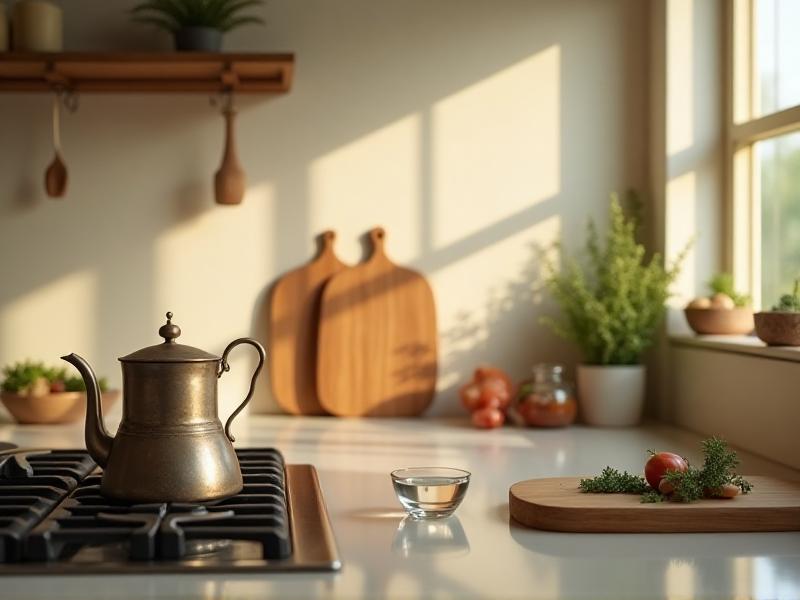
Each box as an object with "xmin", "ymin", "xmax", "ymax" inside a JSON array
[{"xmin": 158, "ymin": 311, "xmax": 181, "ymax": 343}]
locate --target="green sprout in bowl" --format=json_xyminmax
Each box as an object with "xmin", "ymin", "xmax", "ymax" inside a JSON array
[{"xmin": 1, "ymin": 360, "xmax": 108, "ymax": 395}]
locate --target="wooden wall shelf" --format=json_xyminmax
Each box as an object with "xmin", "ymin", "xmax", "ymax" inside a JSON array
[{"xmin": 0, "ymin": 52, "xmax": 294, "ymax": 93}]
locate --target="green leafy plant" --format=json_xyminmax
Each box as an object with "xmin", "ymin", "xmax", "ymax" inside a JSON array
[
  {"xmin": 542, "ymin": 193, "xmax": 690, "ymax": 365},
  {"xmin": 130, "ymin": 0, "xmax": 265, "ymax": 33},
  {"xmin": 708, "ymin": 273, "xmax": 750, "ymax": 307},
  {"xmin": 580, "ymin": 437, "xmax": 752, "ymax": 503},
  {"xmin": 771, "ymin": 279, "xmax": 800, "ymax": 312},
  {"xmin": 1, "ymin": 360, "xmax": 108, "ymax": 394}
]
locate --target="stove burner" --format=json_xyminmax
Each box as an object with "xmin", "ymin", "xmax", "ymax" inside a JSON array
[{"xmin": 0, "ymin": 448, "xmax": 339, "ymax": 574}]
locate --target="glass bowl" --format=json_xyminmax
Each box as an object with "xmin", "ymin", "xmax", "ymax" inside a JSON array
[{"xmin": 390, "ymin": 467, "xmax": 471, "ymax": 520}]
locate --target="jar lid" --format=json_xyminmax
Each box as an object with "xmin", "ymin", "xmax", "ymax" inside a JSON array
[{"xmin": 118, "ymin": 312, "xmax": 220, "ymax": 363}]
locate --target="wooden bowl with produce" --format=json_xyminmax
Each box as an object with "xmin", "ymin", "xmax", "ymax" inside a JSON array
[
  {"xmin": 754, "ymin": 281, "xmax": 800, "ymax": 346},
  {"xmin": 0, "ymin": 361, "xmax": 119, "ymax": 425},
  {"xmin": 684, "ymin": 274, "xmax": 754, "ymax": 335}
]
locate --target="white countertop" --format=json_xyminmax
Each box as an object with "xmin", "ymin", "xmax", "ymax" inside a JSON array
[{"xmin": 1, "ymin": 415, "xmax": 799, "ymax": 600}]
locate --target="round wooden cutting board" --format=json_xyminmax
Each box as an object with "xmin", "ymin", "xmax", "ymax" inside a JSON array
[
  {"xmin": 509, "ymin": 476, "xmax": 800, "ymax": 533},
  {"xmin": 316, "ymin": 227, "xmax": 437, "ymax": 417},
  {"xmin": 268, "ymin": 231, "xmax": 346, "ymax": 415}
]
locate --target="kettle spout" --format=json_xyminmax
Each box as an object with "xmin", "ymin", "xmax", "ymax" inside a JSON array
[{"xmin": 61, "ymin": 353, "xmax": 113, "ymax": 468}]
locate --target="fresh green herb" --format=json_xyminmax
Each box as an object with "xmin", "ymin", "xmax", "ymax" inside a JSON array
[
  {"xmin": 772, "ymin": 279, "xmax": 800, "ymax": 312},
  {"xmin": 130, "ymin": 0, "xmax": 265, "ymax": 33},
  {"xmin": 708, "ymin": 273, "xmax": 750, "ymax": 307},
  {"xmin": 578, "ymin": 467, "xmax": 650, "ymax": 494},
  {"xmin": 640, "ymin": 490, "xmax": 666, "ymax": 503},
  {"xmin": 1, "ymin": 361, "xmax": 59, "ymax": 393},
  {"xmin": 64, "ymin": 376, "xmax": 109, "ymax": 393},
  {"xmin": 663, "ymin": 467, "xmax": 705, "ymax": 503},
  {"xmin": 1, "ymin": 360, "xmax": 108, "ymax": 394},
  {"xmin": 581, "ymin": 437, "xmax": 752, "ymax": 503},
  {"xmin": 542, "ymin": 192, "xmax": 690, "ymax": 365}
]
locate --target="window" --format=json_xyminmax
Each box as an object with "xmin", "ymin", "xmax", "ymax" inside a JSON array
[{"xmin": 728, "ymin": 0, "xmax": 800, "ymax": 308}]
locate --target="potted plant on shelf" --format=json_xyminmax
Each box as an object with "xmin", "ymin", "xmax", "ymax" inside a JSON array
[
  {"xmin": 754, "ymin": 280, "xmax": 800, "ymax": 346},
  {"xmin": 130, "ymin": 0, "xmax": 265, "ymax": 52},
  {"xmin": 0, "ymin": 360, "xmax": 119, "ymax": 424},
  {"xmin": 543, "ymin": 194, "xmax": 688, "ymax": 426},
  {"xmin": 684, "ymin": 272, "xmax": 754, "ymax": 335}
]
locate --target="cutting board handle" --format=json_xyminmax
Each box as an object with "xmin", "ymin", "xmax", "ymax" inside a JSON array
[
  {"xmin": 318, "ymin": 230, "xmax": 337, "ymax": 256},
  {"xmin": 368, "ymin": 227, "xmax": 387, "ymax": 260}
]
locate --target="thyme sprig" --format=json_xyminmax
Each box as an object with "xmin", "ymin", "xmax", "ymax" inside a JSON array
[
  {"xmin": 579, "ymin": 437, "xmax": 752, "ymax": 503},
  {"xmin": 578, "ymin": 467, "xmax": 649, "ymax": 494}
]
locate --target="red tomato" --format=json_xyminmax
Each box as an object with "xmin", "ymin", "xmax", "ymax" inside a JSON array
[
  {"xmin": 49, "ymin": 380, "xmax": 66, "ymax": 393},
  {"xmin": 474, "ymin": 366, "xmax": 514, "ymax": 396},
  {"xmin": 479, "ymin": 378, "xmax": 511, "ymax": 409},
  {"xmin": 472, "ymin": 407, "xmax": 505, "ymax": 429},
  {"xmin": 644, "ymin": 452, "xmax": 689, "ymax": 490},
  {"xmin": 459, "ymin": 382, "xmax": 483, "ymax": 411}
]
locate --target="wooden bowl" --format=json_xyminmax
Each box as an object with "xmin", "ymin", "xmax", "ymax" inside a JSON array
[
  {"xmin": 754, "ymin": 312, "xmax": 800, "ymax": 346},
  {"xmin": 684, "ymin": 307, "xmax": 754, "ymax": 335},
  {"xmin": 0, "ymin": 390, "xmax": 120, "ymax": 424}
]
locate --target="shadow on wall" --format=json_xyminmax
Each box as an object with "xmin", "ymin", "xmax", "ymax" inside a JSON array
[{"xmin": 0, "ymin": 0, "xmax": 647, "ymax": 419}]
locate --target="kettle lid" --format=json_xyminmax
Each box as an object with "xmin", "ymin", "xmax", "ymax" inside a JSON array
[{"xmin": 119, "ymin": 312, "xmax": 220, "ymax": 363}]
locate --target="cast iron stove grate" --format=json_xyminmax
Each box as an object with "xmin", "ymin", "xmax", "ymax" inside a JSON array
[{"xmin": 0, "ymin": 446, "xmax": 340, "ymax": 574}]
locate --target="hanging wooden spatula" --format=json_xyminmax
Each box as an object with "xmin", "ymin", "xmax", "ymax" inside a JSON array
[
  {"xmin": 214, "ymin": 101, "xmax": 246, "ymax": 205},
  {"xmin": 45, "ymin": 94, "xmax": 67, "ymax": 198}
]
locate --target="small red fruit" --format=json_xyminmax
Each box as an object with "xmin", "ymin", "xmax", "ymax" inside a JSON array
[
  {"xmin": 49, "ymin": 380, "xmax": 66, "ymax": 393},
  {"xmin": 472, "ymin": 406, "xmax": 505, "ymax": 429},
  {"xmin": 459, "ymin": 382, "xmax": 483, "ymax": 411},
  {"xmin": 645, "ymin": 452, "xmax": 689, "ymax": 490}
]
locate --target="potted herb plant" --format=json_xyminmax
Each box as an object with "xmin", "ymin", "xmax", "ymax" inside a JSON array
[
  {"xmin": 0, "ymin": 360, "xmax": 119, "ymax": 424},
  {"xmin": 754, "ymin": 280, "xmax": 800, "ymax": 346},
  {"xmin": 543, "ymin": 194, "xmax": 688, "ymax": 426},
  {"xmin": 130, "ymin": 0, "xmax": 265, "ymax": 52}
]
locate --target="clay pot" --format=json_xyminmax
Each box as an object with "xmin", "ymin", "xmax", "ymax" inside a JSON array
[
  {"xmin": 684, "ymin": 307, "xmax": 754, "ymax": 335},
  {"xmin": 754, "ymin": 312, "xmax": 800, "ymax": 346},
  {"xmin": 0, "ymin": 390, "xmax": 119, "ymax": 424}
]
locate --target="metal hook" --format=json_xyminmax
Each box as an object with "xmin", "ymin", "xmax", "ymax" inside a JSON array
[
  {"xmin": 51, "ymin": 85, "xmax": 79, "ymax": 113},
  {"xmin": 209, "ymin": 90, "xmax": 235, "ymax": 115}
]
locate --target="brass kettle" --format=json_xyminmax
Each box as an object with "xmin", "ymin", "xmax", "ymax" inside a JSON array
[{"xmin": 62, "ymin": 312, "xmax": 266, "ymax": 503}]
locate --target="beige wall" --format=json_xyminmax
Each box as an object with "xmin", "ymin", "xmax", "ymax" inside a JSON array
[{"xmin": 0, "ymin": 0, "xmax": 648, "ymax": 419}]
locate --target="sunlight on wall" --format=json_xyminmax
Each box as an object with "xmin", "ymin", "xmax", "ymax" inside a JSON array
[
  {"xmin": 667, "ymin": 0, "xmax": 694, "ymax": 155},
  {"xmin": 665, "ymin": 559, "xmax": 696, "ymax": 600},
  {"xmin": 433, "ymin": 214, "xmax": 561, "ymax": 395},
  {"xmin": 0, "ymin": 270, "xmax": 96, "ymax": 363},
  {"xmin": 310, "ymin": 115, "xmax": 421, "ymax": 264},
  {"xmin": 432, "ymin": 46, "xmax": 561, "ymax": 249},
  {"xmin": 665, "ymin": 171, "xmax": 697, "ymax": 308},
  {"xmin": 154, "ymin": 183, "xmax": 274, "ymax": 417}
]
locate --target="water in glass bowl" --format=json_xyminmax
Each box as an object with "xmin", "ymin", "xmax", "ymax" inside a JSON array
[{"xmin": 391, "ymin": 467, "xmax": 470, "ymax": 519}]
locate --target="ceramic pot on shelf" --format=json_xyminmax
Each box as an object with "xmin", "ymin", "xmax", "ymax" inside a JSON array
[
  {"xmin": 577, "ymin": 364, "xmax": 645, "ymax": 426},
  {"xmin": 11, "ymin": 0, "xmax": 63, "ymax": 52},
  {"xmin": 0, "ymin": 4, "xmax": 9, "ymax": 52},
  {"xmin": 174, "ymin": 26, "xmax": 223, "ymax": 51}
]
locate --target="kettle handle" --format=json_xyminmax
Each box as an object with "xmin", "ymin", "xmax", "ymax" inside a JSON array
[{"xmin": 218, "ymin": 337, "xmax": 266, "ymax": 443}]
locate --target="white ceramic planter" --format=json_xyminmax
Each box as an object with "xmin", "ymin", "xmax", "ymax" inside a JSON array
[{"xmin": 577, "ymin": 364, "xmax": 645, "ymax": 426}]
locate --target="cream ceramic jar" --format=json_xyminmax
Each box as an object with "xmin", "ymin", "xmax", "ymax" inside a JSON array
[
  {"xmin": 0, "ymin": 4, "xmax": 8, "ymax": 52},
  {"xmin": 12, "ymin": 0, "xmax": 63, "ymax": 52}
]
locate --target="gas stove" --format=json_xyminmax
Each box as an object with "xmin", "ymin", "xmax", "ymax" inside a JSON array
[{"xmin": 0, "ymin": 446, "xmax": 340, "ymax": 574}]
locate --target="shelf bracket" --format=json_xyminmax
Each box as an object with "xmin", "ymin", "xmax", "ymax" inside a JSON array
[{"xmin": 219, "ymin": 63, "xmax": 240, "ymax": 91}]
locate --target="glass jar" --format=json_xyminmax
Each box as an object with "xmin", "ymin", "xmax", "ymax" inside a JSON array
[{"xmin": 516, "ymin": 364, "xmax": 577, "ymax": 427}]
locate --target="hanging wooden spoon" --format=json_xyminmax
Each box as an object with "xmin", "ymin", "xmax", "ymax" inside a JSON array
[
  {"xmin": 214, "ymin": 99, "xmax": 245, "ymax": 205},
  {"xmin": 44, "ymin": 94, "xmax": 68, "ymax": 198}
]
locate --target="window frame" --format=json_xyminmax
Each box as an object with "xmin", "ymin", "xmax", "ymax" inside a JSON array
[{"xmin": 724, "ymin": 0, "xmax": 800, "ymax": 309}]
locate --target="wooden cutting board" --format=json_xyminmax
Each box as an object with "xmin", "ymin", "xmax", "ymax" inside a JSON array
[
  {"xmin": 509, "ymin": 476, "xmax": 800, "ymax": 533},
  {"xmin": 317, "ymin": 227, "xmax": 437, "ymax": 417},
  {"xmin": 268, "ymin": 231, "xmax": 346, "ymax": 415}
]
